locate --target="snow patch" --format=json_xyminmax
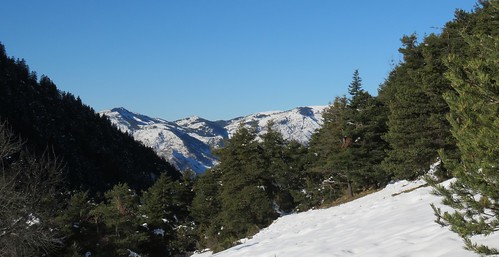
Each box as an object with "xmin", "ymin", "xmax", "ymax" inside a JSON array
[
  {"xmin": 153, "ymin": 228, "xmax": 165, "ymax": 237},
  {"xmin": 127, "ymin": 249, "xmax": 141, "ymax": 257},
  {"xmin": 26, "ymin": 213, "xmax": 40, "ymax": 226}
]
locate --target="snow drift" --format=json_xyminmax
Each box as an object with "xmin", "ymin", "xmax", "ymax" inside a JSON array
[{"xmin": 192, "ymin": 179, "xmax": 498, "ymax": 257}]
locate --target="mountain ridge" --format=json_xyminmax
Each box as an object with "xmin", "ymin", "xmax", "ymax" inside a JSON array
[{"xmin": 100, "ymin": 106, "xmax": 327, "ymax": 173}]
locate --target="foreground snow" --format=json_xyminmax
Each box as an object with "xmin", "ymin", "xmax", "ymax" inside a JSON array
[{"xmin": 193, "ymin": 180, "xmax": 498, "ymax": 257}]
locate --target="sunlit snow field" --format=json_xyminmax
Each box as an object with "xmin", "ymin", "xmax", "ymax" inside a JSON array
[{"xmin": 192, "ymin": 179, "xmax": 498, "ymax": 257}]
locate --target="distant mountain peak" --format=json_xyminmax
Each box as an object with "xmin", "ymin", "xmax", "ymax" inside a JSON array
[
  {"xmin": 188, "ymin": 115, "xmax": 201, "ymax": 120},
  {"xmin": 100, "ymin": 105, "xmax": 326, "ymax": 173},
  {"xmin": 110, "ymin": 106, "xmax": 129, "ymax": 112}
]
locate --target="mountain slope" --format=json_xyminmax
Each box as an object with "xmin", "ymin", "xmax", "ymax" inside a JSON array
[
  {"xmin": 100, "ymin": 106, "xmax": 326, "ymax": 173},
  {"xmin": 223, "ymin": 106, "xmax": 325, "ymax": 144},
  {"xmin": 0, "ymin": 45, "xmax": 181, "ymax": 193},
  {"xmin": 193, "ymin": 179, "xmax": 499, "ymax": 257}
]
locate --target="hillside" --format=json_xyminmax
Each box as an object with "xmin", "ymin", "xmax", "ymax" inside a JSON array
[
  {"xmin": 192, "ymin": 179, "xmax": 499, "ymax": 257},
  {"xmin": 0, "ymin": 44, "xmax": 181, "ymax": 193},
  {"xmin": 100, "ymin": 106, "xmax": 326, "ymax": 173}
]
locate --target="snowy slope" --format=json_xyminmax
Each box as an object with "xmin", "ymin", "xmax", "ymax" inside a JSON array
[
  {"xmin": 100, "ymin": 108, "xmax": 218, "ymax": 173},
  {"xmin": 224, "ymin": 106, "xmax": 325, "ymax": 145},
  {"xmin": 100, "ymin": 106, "xmax": 326, "ymax": 173},
  {"xmin": 192, "ymin": 179, "xmax": 498, "ymax": 257}
]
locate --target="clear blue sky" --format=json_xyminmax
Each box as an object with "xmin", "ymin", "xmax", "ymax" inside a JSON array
[{"xmin": 1, "ymin": 0, "xmax": 477, "ymax": 121}]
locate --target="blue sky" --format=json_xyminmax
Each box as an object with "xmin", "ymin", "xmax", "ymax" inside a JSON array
[{"xmin": 1, "ymin": 0, "xmax": 477, "ymax": 121}]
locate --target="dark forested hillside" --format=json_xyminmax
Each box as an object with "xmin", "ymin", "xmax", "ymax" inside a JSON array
[{"xmin": 0, "ymin": 43, "xmax": 181, "ymax": 193}]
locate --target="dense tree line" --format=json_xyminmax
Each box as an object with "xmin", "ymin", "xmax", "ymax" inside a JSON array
[
  {"xmin": 190, "ymin": 125, "xmax": 308, "ymax": 251},
  {"xmin": 56, "ymin": 173, "xmax": 195, "ymax": 256},
  {"xmin": 0, "ymin": 0, "xmax": 496, "ymax": 255}
]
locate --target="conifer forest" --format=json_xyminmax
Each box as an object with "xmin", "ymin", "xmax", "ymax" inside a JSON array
[{"xmin": 0, "ymin": 1, "xmax": 497, "ymax": 256}]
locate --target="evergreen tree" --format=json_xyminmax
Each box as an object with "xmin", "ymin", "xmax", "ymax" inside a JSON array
[
  {"xmin": 140, "ymin": 172, "xmax": 196, "ymax": 256},
  {"xmin": 307, "ymin": 71, "xmax": 390, "ymax": 201},
  {"xmin": 214, "ymin": 126, "xmax": 277, "ymax": 249},
  {"xmin": 379, "ymin": 0, "xmax": 495, "ymax": 180},
  {"xmin": 260, "ymin": 122, "xmax": 296, "ymax": 213},
  {"xmin": 343, "ymin": 71, "xmax": 390, "ymax": 190},
  {"xmin": 430, "ymin": 1, "xmax": 499, "ymax": 254},
  {"xmin": 348, "ymin": 69, "xmax": 363, "ymax": 96},
  {"xmin": 140, "ymin": 173, "xmax": 177, "ymax": 256},
  {"xmin": 191, "ymin": 167, "xmax": 223, "ymax": 249},
  {"xmin": 380, "ymin": 34, "xmax": 443, "ymax": 179},
  {"xmin": 91, "ymin": 183, "xmax": 147, "ymax": 256},
  {"xmin": 168, "ymin": 177, "xmax": 197, "ymax": 253},
  {"xmin": 259, "ymin": 122, "xmax": 310, "ymax": 213},
  {"xmin": 307, "ymin": 96, "xmax": 349, "ymax": 171},
  {"xmin": 282, "ymin": 139, "xmax": 310, "ymax": 211},
  {"xmin": 56, "ymin": 191, "xmax": 95, "ymax": 256},
  {"xmin": 306, "ymin": 96, "xmax": 349, "ymax": 203}
]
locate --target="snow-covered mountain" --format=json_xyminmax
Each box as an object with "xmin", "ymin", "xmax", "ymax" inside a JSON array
[
  {"xmin": 100, "ymin": 106, "xmax": 326, "ymax": 173},
  {"xmin": 192, "ymin": 179, "xmax": 499, "ymax": 257}
]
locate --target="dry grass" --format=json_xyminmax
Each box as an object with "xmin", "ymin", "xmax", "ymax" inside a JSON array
[{"xmin": 391, "ymin": 183, "xmax": 428, "ymax": 197}]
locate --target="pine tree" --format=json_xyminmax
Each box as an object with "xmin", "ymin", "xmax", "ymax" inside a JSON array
[
  {"xmin": 260, "ymin": 122, "xmax": 297, "ymax": 213},
  {"xmin": 343, "ymin": 72, "xmax": 390, "ymax": 190},
  {"xmin": 168, "ymin": 177, "xmax": 197, "ymax": 253},
  {"xmin": 381, "ymin": 34, "xmax": 442, "ymax": 179},
  {"xmin": 307, "ymin": 96, "xmax": 349, "ymax": 172},
  {"xmin": 306, "ymin": 96, "xmax": 349, "ymax": 202},
  {"xmin": 430, "ymin": 1, "xmax": 499, "ymax": 254},
  {"xmin": 91, "ymin": 183, "xmax": 147, "ymax": 256},
  {"xmin": 140, "ymin": 173, "xmax": 176, "ymax": 255},
  {"xmin": 56, "ymin": 191, "xmax": 95, "ymax": 256},
  {"xmin": 214, "ymin": 126, "xmax": 276, "ymax": 249},
  {"xmin": 307, "ymin": 71, "xmax": 390, "ymax": 201},
  {"xmin": 140, "ymin": 172, "xmax": 196, "ymax": 255},
  {"xmin": 282, "ymin": 139, "xmax": 309, "ymax": 211},
  {"xmin": 380, "ymin": 8, "xmax": 491, "ymax": 181},
  {"xmin": 191, "ymin": 167, "xmax": 223, "ymax": 249},
  {"xmin": 348, "ymin": 69, "xmax": 363, "ymax": 96}
]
